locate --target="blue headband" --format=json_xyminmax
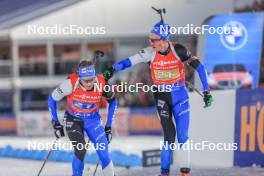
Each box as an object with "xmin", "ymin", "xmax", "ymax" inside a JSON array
[
  {"xmin": 79, "ymin": 65, "xmax": 96, "ymax": 78},
  {"xmin": 150, "ymin": 22, "xmax": 171, "ymax": 39}
]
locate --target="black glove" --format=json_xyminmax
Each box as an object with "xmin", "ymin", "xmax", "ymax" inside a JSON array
[
  {"xmin": 103, "ymin": 67, "xmax": 115, "ymax": 81},
  {"xmin": 104, "ymin": 126, "xmax": 112, "ymax": 144},
  {"xmin": 52, "ymin": 121, "xmax": 65, "ymax": 138},
  {"xmin": 203, "ymin": 91, "xmax": 213, "ymax": 108}
]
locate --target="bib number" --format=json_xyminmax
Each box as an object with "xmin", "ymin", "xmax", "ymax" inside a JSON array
[{"xmin": 154, "ymin": 68, "xmax": 180, "ymax": 81}]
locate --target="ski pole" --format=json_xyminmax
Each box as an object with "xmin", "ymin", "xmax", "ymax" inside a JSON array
[
  {"xmin": 92, "ymin": 162, "xmax": 100, "ymax": 176},
  {"xmin": 186, "ymin": 81, "xmax": 204, "ymax": 98},
  {"xmin": 37, "ymin": 138, "xmax": 58, "ymax": 176}
]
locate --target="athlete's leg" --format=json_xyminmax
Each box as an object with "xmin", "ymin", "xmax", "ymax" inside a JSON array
[
  {"xmin": 171, "ymin": 88, "xmax": 191, "ymax": 174},
  {"xmin": 84, "ymin": 119, "xmax": 114, "ymax": 176},
  {"xmin": 155, "ymin": 97, "xmax": 175, "ymax": 175},
  {"xmin": 65, "ymin": 114, "xmax": 86, "ymax": 176}
]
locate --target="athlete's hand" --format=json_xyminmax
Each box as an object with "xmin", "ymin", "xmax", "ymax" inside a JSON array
[
  {"xmin": 104, "ymin": 126, "xmax": 112, "ymax": 143},
  {"xmin": 103, "ymin": 67, "xmax": 115, "ymax": 81},
  {"xmin": 203, "ymin": 91, "xmax": 213, "ymax": 108},
  {"xmin": 52, "ymin": 120, "xmax": 65, "ymax": 138}
]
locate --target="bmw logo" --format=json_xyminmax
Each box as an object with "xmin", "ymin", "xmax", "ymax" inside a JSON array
[{"xmin": 220, "ymin": 21, "xmax": 248, "ymax": 50}]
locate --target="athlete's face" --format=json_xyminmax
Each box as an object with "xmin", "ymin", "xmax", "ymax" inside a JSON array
[
  {"xmin": 80, "ymin": 76, "xmax": 96, "ymax": 90},
  {"xmin": 149, "ymin": 33, "xmax": 169, "ymax": 52}
]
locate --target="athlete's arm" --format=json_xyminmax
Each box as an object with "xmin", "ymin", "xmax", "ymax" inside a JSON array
[
  {"xmin": 188, "ymin": 59, "xmax": 209, "ymax": 92},
  {"xmin": 103, "ymin": 47, "xmax": 155, "ymax": 80},
  {"xmin": 48, "ymin": 78, "xmax": 73, "ymax": 122},
  {"xmin": 175, "ymin": 44, "xmax": 213, "ymax": 107},
  {"xmin": 102, "ymin": 82, "xmax": 118, "ymax": 127},
  {"xmin": 174, "ymin": 44, "xmax": 209, "ymax": 92},
  {"xmin": 114, "ymin": 47, "xmax": 154, "ymax": 71}
]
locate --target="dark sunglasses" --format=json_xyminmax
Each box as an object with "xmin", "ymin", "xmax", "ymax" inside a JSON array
[
  {"xmin": 80, "ymin": 78, "xmax": 95, "ymax": 83},
  {"xmin": 149, "ymin": 38, "xmax": 162, "ymax": 43}
]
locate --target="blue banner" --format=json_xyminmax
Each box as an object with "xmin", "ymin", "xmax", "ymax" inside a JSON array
[
  {"xmin": 204, "ymin": 13, "xmax": 263, "ymax": 89},
  {"xmin": 234, "ymin": 89, "xmax": 264, "ymax": 167}
]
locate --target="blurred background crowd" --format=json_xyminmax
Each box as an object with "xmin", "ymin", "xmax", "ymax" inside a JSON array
[{"xmin": 0, "ymin": 0, "xmax": 263, "ymax": 126}]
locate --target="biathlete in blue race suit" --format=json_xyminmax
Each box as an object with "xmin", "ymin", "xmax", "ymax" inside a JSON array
[
  {"xmin": 48, "ymin": 59, "xmax": 118, "ymax": 176},
  {"xmin": 103, "ymin": 22, "xmax": 213, "ymax": 176}
]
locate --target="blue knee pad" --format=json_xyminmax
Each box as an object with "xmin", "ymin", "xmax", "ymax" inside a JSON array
[
  {"xmin": 84, "ymin": 119, "xmax": 111, "ymax": 169},
  {"xmin": 176, "ymin": 111, "xmax": 189, "ymax": 148},
  {"xmin": 96, "ymin": 138, "xmax": 111, "ymax": 169},
  {"xmin": 171, "ymin": 89, "xmax": 190, "ymax": 148},
  {"xmin": 175, "ymin": 104, "xmax": 189, "ymax": 147},
  {"xmin": 72, "ymin": 154, "xmax": 84, "ymax": 176}
]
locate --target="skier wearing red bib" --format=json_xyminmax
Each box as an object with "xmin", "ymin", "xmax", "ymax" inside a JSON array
[
  {"xmin": 48, "ymin": 59, "xmax": 117, "ymax": 176},
  {"xmin": 103, "ymin": 22, "xmax": 213, "ymax": 176}
]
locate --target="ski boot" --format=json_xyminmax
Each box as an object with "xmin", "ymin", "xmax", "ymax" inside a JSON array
[{"xmin": 180, "ymin": 168, "xmax": 190, "ymax": 176}]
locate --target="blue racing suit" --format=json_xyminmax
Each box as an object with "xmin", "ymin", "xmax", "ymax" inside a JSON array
[
  {"xmin": 48, "ymin": 74, "xmax": 117, "ymax": 176},
  {"xmin": 111, "ymin": 42, "xmax": 210, "ymax": 174}
]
